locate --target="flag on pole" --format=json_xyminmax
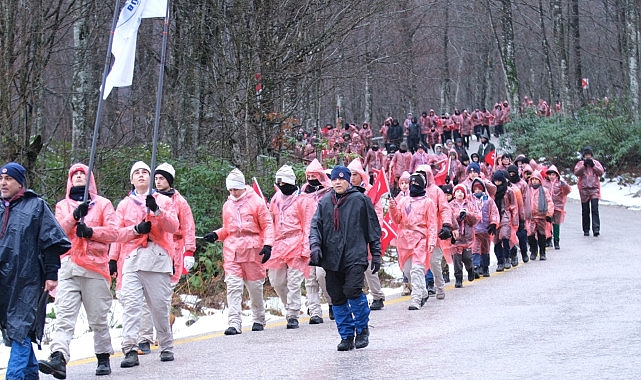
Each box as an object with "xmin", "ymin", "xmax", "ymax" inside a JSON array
[
  {"xmin": 380, "ymin": 213, "xmax": 397, "ymax": 253},
  {"xmin": 252, "ymin": 177, "xmax": 266, "ymax": 203},
  {"xmin": 103, "ymin": 0, "xmax": 168, "ymax": 99},
  {"xmin": 433, "ymin": 163, "xmax": 448, "ymax": 186},
  {"xmin": 484, "ymin": 150, "xmax": 496, "ymax": 166},
  {"xmin": 367, "ymin": 169, "xmax": 389, "ymax": 205}
]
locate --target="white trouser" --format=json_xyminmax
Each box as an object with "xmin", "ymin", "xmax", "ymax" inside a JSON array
[
  {"xmin": 305, "ymin": 267, "xmax": 325, "ymax": 317},
  {"xmin": 225, "ymin": 274, "xmax": 265, "ymax": 330},
  {"xmin": 403, "ymin": 260, "xmax": 428, "ymax": 307},
  {"xmin": 50, "ymin": 275, "xmax": 113, "ymax": 361},
  {"xmin": 364, "ymin": 260, "xmax": 385, "ymax": 300},
  {"xmin": 120, "ymin": 271, "xmax": 173, "ymax": 354},
  {"xmin": 138, "ymin": 303, "xmax": 154, "ymax": 345},
  {"xmin": 268, "ymin": 266, "xmax": 304, "ymax": 320}
]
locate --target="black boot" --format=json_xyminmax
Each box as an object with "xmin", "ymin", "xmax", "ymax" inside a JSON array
[
  {"xmin": 354, "ymin": 328, "xmax": 369, "ymax": 349},
  {"xmin": 454, "ymin": 276, "xmax": 463, "ymax": 288},
  {"xmin": 538, "ymin": 235, "xmax": 547, "ymax": 261},
  {"xmin": 482, "ymin": 266, "xmax": 490, "ymax": 277},
  {"xmin": 426, "ymin": 280, "xmax": 436, "ymax": 295},
  {"xmin": 39, "ymin": 351, "xmax": 66, "ymax": 379},
  {"xmin": 120, "ymin": 350, "xmax": 139, "ymax": 368},
  {"xmin": 95, "ymin": 353, "xmax": 111, "ymax": 376},
  {"xmin": 528, "ymin": 235, "xmax": 538, "ymax": 260},
  {"xmin": 443, "ymin": 267, "xmax": 450, "ymax": 283},
  {"xmin": 546, "ymin": 237, "xmax": 552, "ymax": 247},
  {"xmin": 337, "ymin": 336, "xmax": 355, "ymax": 351},
  {"xmin": 328, "ymin": 306, "xmax": 335, "ymax": 320},
  {"xmin": 554, "ymin": 240, "xmax": 560, "ymax": 250}
]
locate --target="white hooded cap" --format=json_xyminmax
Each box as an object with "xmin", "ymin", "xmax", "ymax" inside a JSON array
[
  {"xmin": 275, "ymin": 165, "xmax": 296, "ymax": 185},
  {"xmin": 226, "ymin": 168, "xmax": 246, "ymax": 190}
]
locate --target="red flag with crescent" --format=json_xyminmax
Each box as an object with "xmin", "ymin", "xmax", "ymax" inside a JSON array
[
  {"xmin": 368, "ymin": 169, "xmax": 389, "ymax": 205},
  {"xmin": 485, "ymin": 150, "xmax": 496, "ymax": 166},
  {"xmin": 380, "ymin": 213, "xmax": 397, "ymax": 254}
]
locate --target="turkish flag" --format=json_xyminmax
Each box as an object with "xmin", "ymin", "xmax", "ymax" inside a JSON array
[
  {"xmin": 380, "ymin": 213, "xmax": 397, "ymax": 254},
  {"xmin": 252, "ymin": 177, "xmax": 267, "ymax": 203},
  {"xmin": 433, "ymin": 162, "xmax": 448, "ymax": 186},
  {"xmin": 484, "ymin": 150, "xmax": 496, "ymax": 166},
  {"xmin": 368, "ymin": 169, "xmax": 389, "ymax": 205}
]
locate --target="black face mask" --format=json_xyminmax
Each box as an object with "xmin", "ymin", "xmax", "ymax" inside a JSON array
[
  {"xmin": 372, "ymin": 147, "xmax": 379, "ymax": 151},
  {"xmin": 508, "ymin": 173, "xmax": 520, "ymax": 184},
  {"xmin": 307, "ymin": 179, "xmax": 321, "ymax": 187},
  {"xmin": 409, "ymin": 184, "xmax": 426, "ymax": 197},
  {"xmin": 399, "ymin": 149, "xmax": 407, "ymax": 153},
  {"xmin": 277, "ymin": 183, "xmax": 298, "ymax": 195},
  {"xmin": 69, "ymin": 186, "xmax": 88, "ymax": 202}
]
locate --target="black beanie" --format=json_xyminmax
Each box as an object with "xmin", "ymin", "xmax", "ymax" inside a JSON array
[{"xmin": 155, "ymin": 169, "xmax": 174, "ymax": 187}]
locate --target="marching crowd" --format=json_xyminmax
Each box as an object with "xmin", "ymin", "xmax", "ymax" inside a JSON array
[{"xmin": 0, "ymin": 107, "xmax": 604, "ymax": 378}]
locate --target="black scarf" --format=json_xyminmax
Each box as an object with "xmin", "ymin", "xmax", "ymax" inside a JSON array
[
  {"xmin": 409, "ymin": 184, "xmax": 426, "ymax": 197},
  {"xmin": 494, "ymin": 182, "xmax": 507, "ymax": 212},
  {"xmin": 69, "ymin": 186, "xmax": 89, "ymax": 202},
  {"xmin": 156, "ymin": 188, "xmax": 175, "ymax": 198}
]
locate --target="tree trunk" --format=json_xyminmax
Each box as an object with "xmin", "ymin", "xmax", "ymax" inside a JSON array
[
  {"xmin": 570, "ymin": 0, "xmax": 585, "ymax": 105},
  {"xmin": 538, "ymin": 0, "xmax": 555, "ymax": 103},
  {"xmin": 623, "ymin": 0, "xmax": 639, "ymax": 121},
  {"xmin": 552, "ymin": 0, "xmax": 570, "ymax": 114}
]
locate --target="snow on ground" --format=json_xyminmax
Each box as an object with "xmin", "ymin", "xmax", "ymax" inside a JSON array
[{"xmin": 2, "ymin": 177, "xmax": 639, "ymax": 371}]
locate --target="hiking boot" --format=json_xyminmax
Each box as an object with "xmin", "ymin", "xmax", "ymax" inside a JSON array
[
  {"xmin": 554, "ymin": 240, "xmax": 560, "ymax": 250},
  {"xmin": 454, "ymin": 278, "xmax": 462, "ymax": 288},
  {"xmin": 426, "ymin": 281, "xmax": 436, "ymax": 295},
  {"xmin": 38, "ymin": 351, "xmax": 66, "ymax": 379},
  {"xmin": 369, "ymin": 299, "xmax": 384, "ymax": 310},
  {"xmin": 337, "ymin": 336, "xmax": 355, "ymax": 351},
  {"xmin": 546, "ymin": 237, "xmax": 552, "ymax": 247},
  {"xmin": 354, "ymin": 328, "xmax": 369, "ymax": 349},
  {"xmin": 120, "ymin": 350, "xmax": 139, "ymax": 368},
  {"xmin": 474, "ymin": 266, "xmax": 481, "ymax": 279},
  {"xmin": 309, "ymin": 315, "xmax": 324, "ymax": 325},
  {"xmin": 138, "ymin": 341, "xmax": 151, "ymax": 355},
  {"xmin": 539, "ymin": 252, "xmax": 547, "ymax": 261},
  {"xmin": 436, "ymin": 292, "xmax": 445, "ymax": 300},
  {"xmin": 420, "ymin": 295, "xmax": 429, "ymax": 307},
  {"xmin": 467, "ymin": 268, "xmax": 475, "ymax": 282},
  {"xmin": 401, "ymin": 283, "xmax": 412, "ymax": 296},
  {"xmin": 504, "ymin": 260, "xmax": 511, "ymax": 270},
  {"xmin": 408, "ymin": 304, "xmax": 420, "ymax": 310},
  {"xmin": 160, "ymin": 351, "xmax": 174, "ymax": 362},
  {"xmin": 511, "ymin": 256, "xmax": 519, "ymax": 267},
  {"xmin": 251, "ymin": 322, "xmax": 264, "ymax": 331},
  {"xmin": 530, "ymin": 252, "xmax": 537, "ymax": 261},
  {"xmin": 496, "ymin": 263, "xmax": 504, "ymax": 272},
  {"xmin": 224, "ymin": 326, "xmax": 241, "ymax": 335},
  {"xmin": 286, "ymin": 318, "xmax": 299, "ymax": 329},
  {"xmin": 593, "ymin": 232, "xmax": 600, "ymax": 237},
  {"xmin": 95, "ymin": 353, "xmax": 111, "ymax": 376},
  {"xmin": 482, "ymin": 266, "xmax": 490, "ymax": 277},
  {"xmin": 328, "ymin": 307, "xmax": 335, "ymax": 320},
  {"xmin": 443, "ymin": 270, "xmax": 450, "ymax": 283}
]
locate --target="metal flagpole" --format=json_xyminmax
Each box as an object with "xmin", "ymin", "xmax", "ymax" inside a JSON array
[
  {"xmin": 148, "ymin": 0, "xmax": 171, "ymax": 195},
  {"xmin": 82, "ymin": 0, "xmax": 122, "ymax": 204}
]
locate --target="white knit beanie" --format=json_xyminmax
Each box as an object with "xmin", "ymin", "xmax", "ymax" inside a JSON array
[
  {"xmin": 130, "ymin": 161, "xmax": 151, "ymax": 179},
  {"xmin": 275, "ymin": 165, "xmax": 296, "ymax": 185},
  {"xmin": 226, "ymin": 168, "xmax": 246, "ymax": 190}
]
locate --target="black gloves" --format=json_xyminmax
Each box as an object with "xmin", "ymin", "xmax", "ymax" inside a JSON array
[
  {"xmin": 134, "ymin": 220, "xmax": 152, "ymax": 234},
  {"xmin": 259, "ymin": 245, "xmax": 272, "ymax": 264},
  {"xmin": 109, "ymin": 260, "xmax": 118, "ymax": 277},
  {"xmin": 73, "ymin": 201, "xmax": 89, "ymax": 221},
  {"xmin": 445, "ymin": 175, "xmax": 451, "ymax": 184},
  {"xmin": 487, "ymin": 223, "xmax": 497, "ymax": 235},
  {"xmin": 458, "ymin": 210, "xmax": 467, "ymax": 221},
  {"xmin": 546, "ymin": 215, "xmax": 553, "ymax": 223},
  {"xmin": 584, "ymin": 158, "xmax": 594, "ymax": 167},
  {"xmin": 76, "ymin": 222, "xmax": 93, "ymax": 238},
  {"xmin": 203, "ymin": 232, "xmax": 218, "ymax": 243},
  {"xmin": 371, "ymin": 256, "xmax": 381, "ymax": 274},
  {"xmin": 146, "ymin": 194, "xmax": 159, "ymax": 212},
  {"xmin": 518, "ymin": 220, "xmax": 526, "ymax": 232},
  {"xmin": 437, "ymin": 225, "xmax": 452, "ymax": 240},
  {"xmin": 309, "ymin": 245, "xmax": 322, "ymax": 266}
]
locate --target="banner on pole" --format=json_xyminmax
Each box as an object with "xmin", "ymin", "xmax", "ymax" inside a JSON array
[{"xmin": 103, "ymin": 0, "xmax": 168, "ymax": 99}]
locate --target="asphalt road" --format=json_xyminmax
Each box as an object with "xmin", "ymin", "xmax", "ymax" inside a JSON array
[{"xmin": 54, "ymin": 198, "xmax": 641, "ymax": 380}]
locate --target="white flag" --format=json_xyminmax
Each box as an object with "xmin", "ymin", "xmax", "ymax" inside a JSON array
[{"xmin": 103, "ymin": 0, "xmax": 168, "ymax": 99}]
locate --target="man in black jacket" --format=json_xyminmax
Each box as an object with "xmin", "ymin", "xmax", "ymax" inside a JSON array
[
  {"xmin": 0, "ymin": 162, "xmax": 71, "ymax": 380},
  {"xmin": 309, "ymin": 166, "xmax": 382, "ymax": 351}
]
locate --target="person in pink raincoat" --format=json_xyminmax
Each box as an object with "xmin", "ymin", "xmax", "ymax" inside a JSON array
[
  {"xmin": 266, "ymin": 165, "xmax": 308, "ymax": 329},
  {"xmin": 573, "ymin": 146, "xmax": 604, "ymax": 237},
  {"xmin": 524, "ymin": 170, "xmax": 554, "ymax": 261},
  {"xmin": 394, "ymin": 171, "xmax": 412, "ymax": 296},
  {"xmin": 203, "ymin": 168, "xmax": 274, "ymax": 336},
  {"xmin": 544, "ymin": 165, "xmax": 572, "ymax": 249},
  {"xmin": 389, "ymin": 142, "xmax": 412, "ymax": 195},
  {"xmin": 449, "ymin": 184, "xmax": 479, "ymax": 288},
  {"xmin": 389, "ymin": 172, "xmax": 437, "ymax": 310},
  {"xmin": 39, "ymin": 164, "xmax": 118, "ymax": 378},
  {"xmin": 136, "ymin": 162, "xmax": 197, "ymax": 355},
  {"xmin": 491, "ymin": 170, "xmax": 519, "ymax": 271},
  {"xmin": 469, "ymin": 178, "xmax": 500, "ymax": 278},
  {"xmin": 415, "ymin": 164, "xmax": 454, "ymax": 299},
  {"xmin": 108, "ymin": 161, "xmax": 179, "ymax": 368},
  {"xmin": 299, "ymin": 159, "xmax": 332, "ymax": 324},
  {"xmin": 347, "ymin": 158, "xmax": 385, "ymax": 311}
]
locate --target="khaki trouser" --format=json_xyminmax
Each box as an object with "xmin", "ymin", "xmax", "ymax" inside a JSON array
[
  {"xmin": 268, "ymin": 266, "xmax": 304, "ymax": 320},
  {"xmin": 306, "ymin": 267, "xmax": 330, "ymax": 317},
  {"xmin": 430, "ymin": 247, "xmax": 445, "ymax": 296},
  {"xmin": 225, "ymin": 274, "xmax": 266, "ymax": 331},
  {"xmin": 50, "ymin": 261, "xmax": 113, "ymax": 361},
  {"xmin": 120, "ymin": 271, "xmax": 173, "ymax": 354},
  {"xmin": 364, "ymin": 260, "xmax": 385, "ymax": 300}
]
